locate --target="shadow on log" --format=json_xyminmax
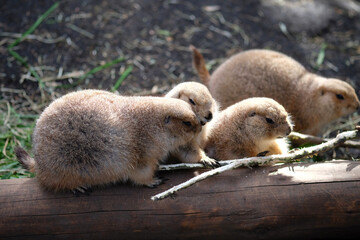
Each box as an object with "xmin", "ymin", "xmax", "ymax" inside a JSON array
[{"xmin": 1, "ymin": 160, "xmax": 360, "ymax": 240}]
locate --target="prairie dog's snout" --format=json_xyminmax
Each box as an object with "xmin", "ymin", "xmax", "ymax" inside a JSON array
[
  {"xmin": 200, "ymin": 111, "xmax": 213, "ymax": 125},
  {"xmin": 276, "ymin": 118, "xmax": 293, "ymax": 138},
  {"xmin": 165, "ymin": 81, "xmax": 217, "ymax": 126}
]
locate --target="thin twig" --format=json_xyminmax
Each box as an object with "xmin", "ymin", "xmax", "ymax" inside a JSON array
[
  {"xmin": 158, "ymin": 162, "xmax": 205, "ymax": 171},
  {"xmin": 0, "ymin": 32, "xmax": 65, "ymax": 44},
  {"xmin": 66, "ymin": 23, "xmax": 94, "ymax": 39},
  {"xmin": 208, "ymin": 25, "xmax": 232, "ymax": 39},
  {"xmin": 152, "ymin": 129, "xmax": 359, "ymax": 201},
  {"xmin": 288, "ymin": 131, "xmax": 360, "ymax": 148},
  {"xmin": 41, "ymin": 70, "xmax": 85, "ymax": 82}
]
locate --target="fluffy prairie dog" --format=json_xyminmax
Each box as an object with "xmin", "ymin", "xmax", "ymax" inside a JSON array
[
  {"xmin": 15, "ymin": 90, "xmax": 202, "ymax": 192},
  {"xmin": 165, "ymin": 82, "xmax": 219, "ymax": 166},
  {"xmin": 192, "ymin": 47, "xmax": 360, "ymax": 135},
  {"xmin": 204, "ymin": 97, "xmax": 293, "ymax": 161}
]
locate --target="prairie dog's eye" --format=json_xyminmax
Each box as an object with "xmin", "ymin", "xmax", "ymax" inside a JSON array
[
  {"xmin": 164, "ymin": 116, "xmax": 171, "ymax": 124},
  {"xmin": 249, "ymin": 112, "xmax": 256, "ymax": 117},
  {"xmin": 336, "ymin": 94, "xmax": 345, "ymax": 100},
  {"xmin": 189, "ymin": 99, "xmax": 196, "ymax": 105},
  {"xmin": 183, "ymin": 121, "xmax": 192, "ymax": 127},
  {"xmin": 266, "ymin": 118, "xmax": 275, "ymax": 124}
]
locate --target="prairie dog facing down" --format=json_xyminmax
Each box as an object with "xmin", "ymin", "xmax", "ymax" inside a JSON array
[
  {"xmin": 204, "ymin": 97, "xmax": 293, "ymax": 161},
  {"xmin": 15, "ymin": 90, "xmax": 201, "ymax": 191},
  {"xmin": 165, "ymin": 82, "xmax": 219, "ymax": 167},
  {"xmin": 192, "ymin": 47, "xmax": 360, "ymax": 135}
]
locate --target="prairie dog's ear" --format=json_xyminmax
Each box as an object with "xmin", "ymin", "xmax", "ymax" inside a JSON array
[
  {"xmin": 164, "ymin": 116, "xmax": 171, "ymax": 124},
  {"xmin": 178, "ymin": 92, "xmax": 189, "ymax": 102},
  {"xmin": 249, "ymin": 111, "xmax": 256, "ymax": 117},
  {"xmin": 316, "ymin": 84, "xmax": 326, "ymax": 96},
  {"xmin": 165, "ymin": 88, "xmax": 181, "ymax": 98},
  {"xmin": 174, "ymin": 90, "xmax": 182, "ymax": 99}
]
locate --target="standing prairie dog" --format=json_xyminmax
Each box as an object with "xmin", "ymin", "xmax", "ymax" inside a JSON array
[
  {"xmin": 165, "ymin": 82, "xmax": 219, "ymax": 167},
  {"xmin": 192, "ymin": 47, "xmax": 360, "ymax": 135},
  {"xmin": 15, "ymin": 90, "xmax": 202, "ymax": 192},
  {"xmin": 205, "ymin": 97, "xmax": 293, "ymax": 161}
]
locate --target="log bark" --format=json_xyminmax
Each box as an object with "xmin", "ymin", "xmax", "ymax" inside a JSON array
[{"xmin": 1, "ymin": 160, "xmax": 360, "ymax": 240}]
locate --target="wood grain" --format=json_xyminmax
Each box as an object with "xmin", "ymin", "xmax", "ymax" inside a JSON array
[{"xmin": 1, "ymin": 160, "xmax": 360, "ymax": 240}]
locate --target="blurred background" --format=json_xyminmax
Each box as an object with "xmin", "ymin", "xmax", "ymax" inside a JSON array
[{"xmin": 1, "ymin": 0, "xmax": 360, "ymax": 178}]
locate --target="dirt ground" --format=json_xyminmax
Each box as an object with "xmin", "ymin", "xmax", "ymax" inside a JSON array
[{"xmin": 1, "ymin": 1, "xmax": 360, "ymax": 146}]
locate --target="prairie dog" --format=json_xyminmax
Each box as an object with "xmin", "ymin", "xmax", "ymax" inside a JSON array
[
  {"xmin": 192, "ymin": 47, "xmax": 360, "ymax": 135},
  {"xmin": 165, "ymin": 82, "xmax": 219, "ymax": 166},
  {"xmin": 204, "ymin": 97, "xmax": 293, "ymax": 160},
  {"xmin": 15, "ymin": 90, "xmax": 201, "ymax": 191}
]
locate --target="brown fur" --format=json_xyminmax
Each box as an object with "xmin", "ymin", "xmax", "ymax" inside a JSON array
[
  {"xmin": 190, "ymin": 45, "xmax": 211, "ymax": 86},
  {"xmin": 15, "ymin": 90, "xmax": 201, "ymax": 191},
  {"xmin": 204, "ymin": 97, "xmax": 293, "ymax": 160},
  {"xmin": 193, "ymin": 48, "xmax": 360, "ymax": 135},
  {"xmin": 165, "ymin": 82, "xmax": 218, "ymax": 166}
]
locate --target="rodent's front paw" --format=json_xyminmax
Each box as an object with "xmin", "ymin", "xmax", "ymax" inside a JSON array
[
  {"xmin": 145, "ymin": 178, "xmax": 164, "ymax": 188},
  {"xmin": 71, "ymin": 186, "xmax": 92, "ymax": 196},
  {"xmin": 256, "ymin": 150, "xmax": 269, "ymax": 157},
  {"xmin": 200, "ymin": 157, "xmax": 221, "ymax": 168}
]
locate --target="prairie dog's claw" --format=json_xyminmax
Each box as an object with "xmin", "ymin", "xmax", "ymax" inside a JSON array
[
  {"xmin": 257, "ymin": 150, "xmax": 269, "ymax": 157},
  {"xmin": 72, "ymin": 186, "xmax": 92, "ymax": 196},
  {"xmin": 200, "ymin": 157, "xmax": 221, "ymax": 168},
  {"xmin": 145, "ymin": 178, "xmax": 164, "ymax": 188}
]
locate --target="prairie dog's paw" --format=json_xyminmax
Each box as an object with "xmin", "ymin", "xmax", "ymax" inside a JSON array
[
  {"xmin": 256, "ymin": 151, "xmax": 269, "ymax": 157},
  {"xmin": 71, "ymin": 186, "xmax": 92, "ymax": 196},
  {"xmin": 200, "ymin": 156, "xmax": 221, "ymax": 168},
  {"xmin": 145, "ymin": 178, "xmax": 164, "ymax": 188}
]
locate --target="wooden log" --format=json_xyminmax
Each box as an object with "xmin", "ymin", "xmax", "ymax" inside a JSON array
[{"xmin": 1, "ymin": 160, "xmax": 360, "ymax": 240}]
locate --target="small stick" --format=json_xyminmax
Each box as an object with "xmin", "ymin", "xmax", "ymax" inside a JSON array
[
  {"xmin": 288, "ymin": 131, "xmax": 360, "ymax": 148},
  {"xmin": 158, "ymin": 162, "xmax": 206, "ymax": 171},
  {"xmin": 66, "ymin": 23, "xmax": 94, "ymax": 39},
  {"xmin": 152, "ymin": 129, "xmax": 359, "ymax": 201}
]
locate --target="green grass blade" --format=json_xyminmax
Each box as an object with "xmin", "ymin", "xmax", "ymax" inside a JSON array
[
  {"xmin": 8, "ymin": 49, "xmax": 44, "ymax": 88},
  {"xmin": 8, "ymin": 49, "xmax": 29, "ymax": 67},
  {"xmin": 8, "ymin": 2, "xmax": 60, "ymax": 49},
  {"xmin": 58, "ymin": 57, "xmax": 125, "ymax": 89},
  {"xmin": 1, "ymin": 172, "xmax": 13, "ymax": 180},
  {"xmin": 316, "ymin": 43, "xmax": 327, "ymax": 67},
  {"xmin": 7, "ymin": 2, "xmax": 59, "ymax": 89},
  {"xmin": 0, "ymin": 161, "xmax": 19, "ymax": 170},
  {"xmin": 79, "ymin": 57, "xmax": 125, "ymax": 82},
  {"xmin": 112, "ymin": 65, "xmax": 133, "ymax": 92}
]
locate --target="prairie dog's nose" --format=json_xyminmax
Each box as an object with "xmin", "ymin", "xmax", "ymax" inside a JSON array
[
  {"xmin": 286, "ymin": 126, "xmax": 292, "ymax": 136},
  {"xmin": 205, "ymin": 112, "xmax": 213, "ymax": 122}
]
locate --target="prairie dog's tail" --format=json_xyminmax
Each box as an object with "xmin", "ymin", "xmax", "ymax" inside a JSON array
[
  {"xmin": 190, "ymin": 45, "xmax": 211, "ymax": 86},
  {"xmin": 14, "ymin": 147, "xmax": 35, "ymax": 173}
]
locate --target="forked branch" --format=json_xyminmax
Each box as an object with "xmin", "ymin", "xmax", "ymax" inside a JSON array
[{"xmin": 152, "ymin": 128, "xmax": 360, "ymax": 201}]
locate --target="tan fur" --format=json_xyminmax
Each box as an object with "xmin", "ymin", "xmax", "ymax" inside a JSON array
[
  {"xmin": 165, "ymin": 82, "xmax": 218, "ymax": 166},
  {"xmin": 193, "ymin": 48, "xmax": 360, "ymax": 135},
  {"xmin": 15, "ymin": 90, "xmax": 201, "ymax": 191},
  {"xmin": 190, "ymin": 45, "xmax": 211, "ymax": 86},
  {"xmin": 204, "ymin": 97, "xmax": 293, "ymax": 160}
]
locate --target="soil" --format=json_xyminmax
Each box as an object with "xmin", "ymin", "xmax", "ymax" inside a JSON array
[{"xmin": 1, "ymin": 0, "xmax": 360, "ymax": 156}]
